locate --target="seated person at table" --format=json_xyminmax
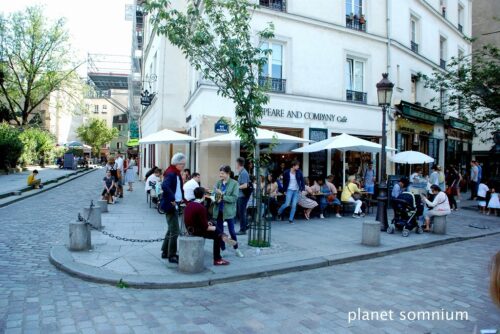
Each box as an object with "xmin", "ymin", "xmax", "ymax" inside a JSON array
[
  {"xmin": 183, "ymin": 187, "xmax": 236, "ymax": 265},
  {"xmin": 27, "ymin": 170, "xmax": 43, "ymax": 189},
  {"xmin": 312, "ymin": 177, "xmax": 341, "ymax": 219},
  {"xmin": 341, "ymin": 176, "xmax": 364, "ymax": 218},
  {"xmin": 264, "ymin": 174, "xmax": 279, "ymax": 220},
  {"xmin": 420, "ymin": 184, "xmax": 451, "ymax": 232},
  {"xmin": 145, "ymin": 168, "xmax": 162, "ymax": 202}
]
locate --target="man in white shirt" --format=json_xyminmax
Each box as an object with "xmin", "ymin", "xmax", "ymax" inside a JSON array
[
  {"xmin": 115, "ymin": 152, "xmax": 125, "ymax": 198},
  {"xmin": 183, "ymin": 173, "xmax": 202, "ymax": 201}
]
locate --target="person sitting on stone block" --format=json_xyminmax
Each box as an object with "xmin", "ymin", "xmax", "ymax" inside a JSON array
[
  {"xmin": 183, "ymin": 187, "xmax": 236, "ymax": 266},
  {"xmin": 27, "ymin": 170, "xmax": 43, "ymax": 189}
]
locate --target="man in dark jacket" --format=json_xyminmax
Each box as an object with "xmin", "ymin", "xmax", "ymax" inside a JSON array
[
  {"xmin": 184, "ymin": 187, "xmax": 233, "ymax": 265},
  {"xmin": 160, "ymin": 153, "xmax": 186, "ymax": 263},
  {"xmin": 277, "ymin": 160, "xmax": 305, "ymax": 224}
]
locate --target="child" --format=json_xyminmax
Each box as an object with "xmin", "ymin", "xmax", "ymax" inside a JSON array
[
  {"xmin": 27, "ymin": 170, "xmax": 43, "ymax": 189},
  {"xmin": 477, "ymin": 181, "xmax": 489, "ymax": 214},
  {"xmin": 102, "ymin": 170, "xmax": 116, "ymax": 204},
  {"xmin": 487, "ymin": 187, "xmax": 499, "ymax": 216}
]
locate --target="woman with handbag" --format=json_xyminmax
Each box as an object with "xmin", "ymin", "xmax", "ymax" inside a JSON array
[
  {"xmin": 341, "ymin": 176, "xmax": 364, "ymax": 218},
  {"xmin": 213, "ymin": 165, "xmax": 244, "ymax": 258}
]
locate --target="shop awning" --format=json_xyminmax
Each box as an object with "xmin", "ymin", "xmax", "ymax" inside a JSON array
[
  {"xmin": 139, "ymin": 129, "xmax": 196, "ymax": 144},
  {"xmin": 198, "ymin": 128, "xmax": 310, "ymax": 144},
  {"xmin": 126, "ymin": 138, "xmax": 140, "ymax": 147}
]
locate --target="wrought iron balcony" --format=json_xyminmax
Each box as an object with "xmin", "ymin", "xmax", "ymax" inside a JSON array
[
  {"xmin": 345, "ymin": 16, "xmax": 366, "ymax": 32},
  {"xmin": 411, "ymin": 41, "xmax": 419, "ymax": 53},
  {"xmin": 259, "ymin": 0, "xmax": 286, "ymax": 12},
  {"xmin": 346, "ymin": 90, "xmax": 367, "ymax": 104},
  {"xmin": 259, "ymin": 76, "xmax": 286, "ymax": 93},
  {"xmin": 440, "ymin": 59, "xmax": 446, "ymax": 69},
  {"xmin": 458, "ymin": 24, "xmax": 463, "ymax": 33}
]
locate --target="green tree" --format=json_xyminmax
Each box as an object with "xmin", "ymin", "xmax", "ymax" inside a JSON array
[
  {"xmin": 145, "ymin": 0, "xmax": 275, "ymax": 246},
  {"xmin": 18, "ymin": 127, "xmax": 56, "ymax": 167},
  {"xmin": 422, "ymin": 44, "xmax": 500, "ymax": 133},
  {"xmin": 76, "ymin": 119, "xmax": 119, "ymax": 157},
  {"xmin": 0, "ymin": 6, "xmax": 80, "ymax": 126},
  {"xmin": 0, "ymin": 123, "xmax": 23, "ymax": 172}
]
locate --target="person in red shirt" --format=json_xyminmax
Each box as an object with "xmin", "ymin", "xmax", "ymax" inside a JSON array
[{"xmin": 183, "ymin": 187, "xmax": 235, "ymax": 265}]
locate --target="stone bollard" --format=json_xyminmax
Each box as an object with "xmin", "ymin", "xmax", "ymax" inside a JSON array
[
  {"xmin": 178, "ymin": 236, "xmax": 205, "ymax": 273},
  {"xmin": 69, "ymin": 220, "xmax": 91, "ymax": 251},
  {"xmin": 362, "ymin": 221, "xmax": 381, "ymax": 247},
  {"xmin": 433, "ymin": 216, "xmax": 447, "ymax": 235},
  {"xmin": 83, "ymin": 206, "xmax": 102, "ymax": 230},
  {"xmin": 97, "ymin": 200, "xmax": 108, "ymax": 213}
]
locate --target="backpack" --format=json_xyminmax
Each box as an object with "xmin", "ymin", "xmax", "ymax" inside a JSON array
[{"xmin": 242, "ymin": 182, "xmax": 254, "ymax": 197}]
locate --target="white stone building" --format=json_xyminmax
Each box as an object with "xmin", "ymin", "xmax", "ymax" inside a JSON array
[{"xmin": 138, "ymin": 0, "xmax": 472, "ymax": 185}]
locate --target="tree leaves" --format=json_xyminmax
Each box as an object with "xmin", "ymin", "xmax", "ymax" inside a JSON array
[
  {"xmin": 0, "ymin": 6, "xmax": 80, "ymax": 125},
  {"xmin": 144, "ymin": 0, "xmax": 274, "ymax": 160},
  {"xmin": 76, "ymin": 119, "xmax": 119, "ymax": 156},
  {"xmin": 422, "ymin": 44, "xmax": 500, "ymax": 134}
]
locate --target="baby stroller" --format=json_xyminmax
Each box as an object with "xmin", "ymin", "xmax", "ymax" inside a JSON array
[{"xmin": 387, "ymin": 192, "xmax": 424, "ymax": 237}]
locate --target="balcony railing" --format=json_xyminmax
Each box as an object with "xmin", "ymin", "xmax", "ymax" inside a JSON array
[
  {"xmin": 440, "ymin": 59, "xmax": 446, "ymax": 69},
  {"xmin": 458, "ymin": 24, "xmax": 463, "ymax": 33},
  {"xmin": 346, "ymin": 16, "xmax": 366, "ymax": 32},
  {"xmin": 259, "ymin": 0, "xmax": 286, "ymax": 12},
  {"xmin": 259, "ymin": 76, "xmax": 286, "ymax": 93},
  {"xmin": 346, "ymin": 90, "xmax": 367, "ymax": 104},
  {"xmin": 411, "ymin": 41, "xmax": 419, "ymax": 53}
]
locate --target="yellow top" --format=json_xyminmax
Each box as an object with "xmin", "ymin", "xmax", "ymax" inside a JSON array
[
  {"xmin": 341, "ymin": 182, "xmax": 361, "ymax": 202},
  {"xmin": 27, "ymin": 174, "xmax": 38, "ymax": 185}
]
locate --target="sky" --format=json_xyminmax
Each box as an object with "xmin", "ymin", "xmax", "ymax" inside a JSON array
[{"xmin": 1, "ymin": 0, "xmax": 133, "ymax": 75}]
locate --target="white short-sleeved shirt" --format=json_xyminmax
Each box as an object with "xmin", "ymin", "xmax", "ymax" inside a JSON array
[
  {"xmin": 183, "ymin": 178, "xmax": 200, "ymax": 201},
  {"xmin": 477, "ymin": 183, "xmax": 489, "ymax": 198}
]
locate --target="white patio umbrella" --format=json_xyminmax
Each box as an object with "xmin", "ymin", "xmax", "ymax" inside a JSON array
[
  {"xmin": 390, "ymin": 151, "xmax": 434, "ymax": 164},
  {"xmin": 139, "ymin": 129, "xmax": 196, "ymax": 144},
  {"xmin": 197, "ymin": 128, "xmax": 310, "ymax": 144},
  {"xmin": 293, "ymin": 133, "xmax": 396, "ymax": 187}
]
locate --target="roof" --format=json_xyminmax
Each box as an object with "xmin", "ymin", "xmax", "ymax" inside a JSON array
[{"xmin": 88, "ymin": 73, "xmax": 129, "ymax": 90}]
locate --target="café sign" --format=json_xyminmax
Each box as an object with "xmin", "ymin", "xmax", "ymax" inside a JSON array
[{"xmin": 263, "ymin": 107, "xmax": 347, "ymax": 123}]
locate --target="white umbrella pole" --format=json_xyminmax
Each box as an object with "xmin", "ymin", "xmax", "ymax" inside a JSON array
[{"xmin": 343, "ymin": 151, "xmax": 346, "ymax": 189}]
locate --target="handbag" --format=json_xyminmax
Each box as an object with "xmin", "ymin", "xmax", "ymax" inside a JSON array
[{"xmin": 348, "ymin": 184, "xmax": 362, "ymax": 200}]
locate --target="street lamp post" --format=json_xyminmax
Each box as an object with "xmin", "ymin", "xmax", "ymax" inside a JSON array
[{"xmin": 376, "ymin": 73, "xmax": 394, "ymax": 231}]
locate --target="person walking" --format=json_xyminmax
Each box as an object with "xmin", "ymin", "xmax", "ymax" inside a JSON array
[
  {"xmin": 363, "ymin": 162, "xmax": 376, "ymax": 196},
  {"xmin": 445, "ymin": 166, "xmax": 459, "ymax": 211},
  {"xmin": 160, "ymin": 153, "xmax": 187, "ymax": 264},
  {"xmin": 277, "ymin": 160, "xmax": 305, "ymax": 224},
  {"xmin": 213, "ymin": 165, "xmax": 244, "ymax": 258},
  {"xmin": 235, "ymin": 157, "xmax": 251, "ymax": 235}
]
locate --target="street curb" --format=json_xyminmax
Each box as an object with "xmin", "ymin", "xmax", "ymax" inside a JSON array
[
  {"xmin": 0, "ymin": 168, "xmax": 98, "ymax": 208},
  {"xmin": 49, "ymin": 230, "xmax": 500, "ymax": 289}
]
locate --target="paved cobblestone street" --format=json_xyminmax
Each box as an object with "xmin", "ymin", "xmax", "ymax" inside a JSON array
[{"xmin": 0, "ymin": 171, "xmax": 499, "ymax": 333}]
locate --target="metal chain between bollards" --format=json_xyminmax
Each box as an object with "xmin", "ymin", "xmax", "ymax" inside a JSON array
[{"xmin": 77, "ymin": 200, "xmax": 165, "ymax": 243}]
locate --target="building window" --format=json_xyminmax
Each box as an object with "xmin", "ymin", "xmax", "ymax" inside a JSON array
[
  {"xmin": 259, "ymin": 41, "xmax": 286, "ymax": 93},
  {"xmin": 345, "ymin": 0, "xmax": 366, "ymax": 32},
  {"xmin": 259, "ymin": 0, "xmax": 286, "ymax": 12},
  {"xmin": 345, "ymin": 58, "xmax": 366, "ymax": 104},
  {"xmin": 439, "ymin": 36, "xmax": 447, "ymax": 69},
  {"xmin": 411, "ymin": 75, "xmax": 419, "ymax": 104},
  {"xmin": 440, "ymin": 0, "xmax": 446, "ymax": 18},
  {"xmin": 410, "ymin": 17, "xmax": 419, "ymax": 53},
  {"xmin": 117, "ymin": 142, "xmax": 121, "ymax": 149},
  {"xmin": 102, "ymin": 105, "xmax": 107, "ymax": 114},
  {"xmin": 458, "ymin": 4, "xmax": 464, "ymax": 32},
  {"xmin": 94, "ymin": 105, "xmax": 99, "ymax": 113}
]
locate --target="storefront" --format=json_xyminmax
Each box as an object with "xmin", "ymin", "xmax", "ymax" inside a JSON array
[
  {"xmin": 445, "ymin": 117, "xmax": 473, "ymax": 175},
  {"xmin": 395, "ymin": 101, "xmax": 444, "ymax": 176}
]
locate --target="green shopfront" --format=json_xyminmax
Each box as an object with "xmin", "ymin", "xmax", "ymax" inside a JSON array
[
  {"xmin": 395, "ymin": 101, "xmax": 444, "ymax": 176},
  {"xmin": 445, "ymin": 117, "xmax": 473, "ymax": 175}
]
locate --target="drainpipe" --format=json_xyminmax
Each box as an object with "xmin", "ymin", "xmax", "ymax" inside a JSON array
[{"xmin": 386, "ymin": 0, "xmax": 391, "ymax": 73}]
